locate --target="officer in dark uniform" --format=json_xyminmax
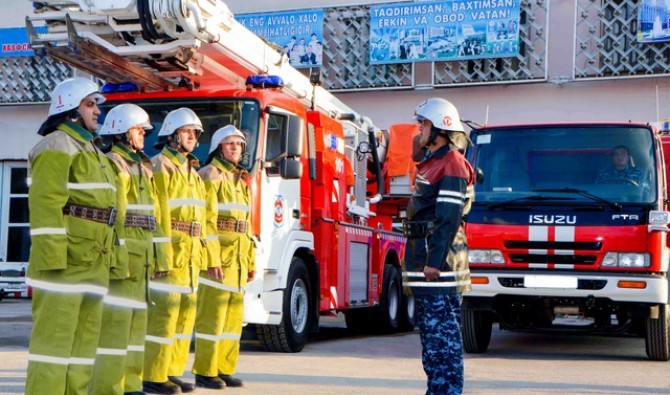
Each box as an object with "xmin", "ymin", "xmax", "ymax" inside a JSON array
[{"xmin": 402, "ymin": 97, "xmax": 475, "ymax": 395}]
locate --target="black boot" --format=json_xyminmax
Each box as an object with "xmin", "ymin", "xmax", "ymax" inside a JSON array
[
  {"xmin": 168, "ymin": 376, "xmax": 195, "ymax": 393},
  {"xmin": 142, "ymin": 380, "xmax": 181, "ymax": 394},
  {"xmin": 195, "ymin": 374, "xmax": 226, "ymax": 389},
  {"xmin": 219, "ymin": 374, "xmax": 244, "ymax": 387},
  {"xmin": 124, "ymin": 392, "xmax": 147, "ymax": 395}
]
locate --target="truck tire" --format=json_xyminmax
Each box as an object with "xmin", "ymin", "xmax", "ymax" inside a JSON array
[
  {"xmin": 645, "ymin": 303, "xmax": 670, "ymax": 361},
  {"xmin": 258, "ymin": 257, "xmax": 312, "ymax": 352},
  {"xmin": 375, "ymin": 264, "xmax": 401, "ymax": 333},
  {"xmin": 462, "ymin": 306, "xmax": 492, "ymax": 353},
  {"xmin": 398, "ymin": 293, "xmax": 416, "ymax": 331}
]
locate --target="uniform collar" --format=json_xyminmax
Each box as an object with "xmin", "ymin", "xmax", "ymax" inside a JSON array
[
  {"xmin": 162, "ymin": 146, "xmax": 200, "ymax": 167},
  {"xmin": 425, "ymin": 143, "xmax": 452, "ymax": 160},
  {"xmin": 59, "ymin": 121, "xmax": 96, "ymax": 143},
  {"xmin": 212, "ymin": 155, "xmax": 247, "ymax": 177},
  {"xmin": 112, "ymin": 143, "xmax": 150, "ymax": 164}
]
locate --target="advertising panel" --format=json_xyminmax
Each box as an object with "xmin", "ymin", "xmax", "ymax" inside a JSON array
[{"xmin": 370, "ymin": 0, "xmax": 521, "ymax": 64}]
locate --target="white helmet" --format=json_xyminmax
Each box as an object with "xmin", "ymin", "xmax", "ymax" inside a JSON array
[
  {"xmin": 414, "ymin": 97, "xmax": 464, "ymax": 133},
  {"xmin": 98, "ymin": 104, "xmax": 153, "ymax": 136},
  {"xmin": 157, "ymin": 107, "xmax": 203, "ymax": 137},
  {"xmin": 209, "ymin": 125, "xmax": 246, "ymax": 155},
  {"xmin": 48, "ymin": 78, "xmax": 105, "ymax": 117}
]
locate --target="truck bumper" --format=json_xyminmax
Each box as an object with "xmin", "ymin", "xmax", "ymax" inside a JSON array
[
  {"xmin": 466, "ymin": 271, "xmax": 668, "ymax": 304},
  {"xmin": 243, "ymin": 289, "xmax": 283, "ymax": 326}
]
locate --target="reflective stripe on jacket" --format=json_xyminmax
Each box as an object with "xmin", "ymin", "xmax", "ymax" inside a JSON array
[
  {"xmin": 402, "ymin": 144, "xmax": 475, "ymax": 295},
  {"xmin": 198, "ymin": 156, "xmax": 255, "ymax": 291},
  {"xmin": 28, "ymin": 122, "xmax": 123, "ymax": 286},
  {"xmin": 107, "ymin": 144, "xmax": 166, "ymax": 284},
  {"xmin": 151, "ymin": 147, "xmax": 208, "ymax": 282}
]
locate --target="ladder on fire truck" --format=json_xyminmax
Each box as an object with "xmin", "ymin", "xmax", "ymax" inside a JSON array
[{"xmin": 26, "ymin": 0, "xmax": 368, "ymax": 126}]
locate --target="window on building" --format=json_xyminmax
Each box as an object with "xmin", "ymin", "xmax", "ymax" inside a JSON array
[{"xmin": 1, "ymin": 162, "xmax": 30, "ymax": 263}]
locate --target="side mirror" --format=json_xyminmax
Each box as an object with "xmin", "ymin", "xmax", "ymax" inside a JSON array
[
  {"xmin": 280, "ymin": 157, "xmax": 303, "ymax": 179},
  {"xmin": 476, "ymin": 167, "xmax": 484, "ymax": 184}
]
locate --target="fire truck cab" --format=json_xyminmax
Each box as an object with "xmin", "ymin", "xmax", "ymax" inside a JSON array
[{"xmin": 464, "ymin": 123, "xmax": 670, "ymax": 360}]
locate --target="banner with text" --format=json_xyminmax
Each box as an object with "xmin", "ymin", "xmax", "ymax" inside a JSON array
[
  {"xmin": 369, "ymin": 0, "xmax": 520, "ymax": 64},
  {"xmin": 0, "ymin": 27, "xmax": 47, "ymax": 57},
  {"xmin": 237, "ymin": 9, "xmax": 324, "ymax": 68}
]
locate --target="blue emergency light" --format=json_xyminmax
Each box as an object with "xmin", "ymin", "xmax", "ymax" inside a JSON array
[
  {"xmin": 101, "ymin": 82, "xmax": 139, "ymax": 93},
  {"xmin": 245, "ymin": 75, "xmax": 284, "ymax": 89}
]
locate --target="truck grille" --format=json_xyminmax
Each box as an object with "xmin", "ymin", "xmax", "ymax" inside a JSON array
[
  {"xmin": 504, "ymin": 241, "xmax": 602, "ymax": 250},
  {"xmin": 509, "ymin": 254, "xmax": 597, "ymax": 264}
]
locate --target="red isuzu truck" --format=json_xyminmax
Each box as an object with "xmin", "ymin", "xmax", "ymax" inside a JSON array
[{"xmin": 463, "ymin": 123, "xmax": 670, "ymax": 360}]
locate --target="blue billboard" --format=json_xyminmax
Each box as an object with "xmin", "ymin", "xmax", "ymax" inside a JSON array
[
  {"xmin": 369, "ymin": 0, "xmax": 521, "ymax": 64},
  {"xmin": 0, "ymin": 27, "xmax": 47, "ymax": 57},
  {"xmin": 236, "ymin": 9, "xmax": 324, "ymax": 68}
]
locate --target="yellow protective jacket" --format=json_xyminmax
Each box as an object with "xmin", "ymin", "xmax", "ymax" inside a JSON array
[
  {"xmin": 198, "ymin": 156, "xmax": 255, "ymax": 291},
  {"xmin": 107, "ymin": 144, "xmax": 166, "ymax": 286},
  {"xmin": 28, "ymin": 122, "xmax": 126, "ymax": 286},
  {"xmin": 151, "ymin": 147, "xmax": 212, "ymax": 287}
]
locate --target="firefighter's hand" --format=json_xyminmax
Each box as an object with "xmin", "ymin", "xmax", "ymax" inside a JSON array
[
  {"xmin": 152, "ymin": 270, "xmax": 170, "ymax": 279},
  {"xmin": 208, "ymin": 266, "xmax": 223, "ymax": 280},
  {"xmin": 247, "ymin": 270, "xmax": 256, "ymax": 283},
  {"xmin": 423, "ymin": 266, "xmax": 441, "ymax": 282}
]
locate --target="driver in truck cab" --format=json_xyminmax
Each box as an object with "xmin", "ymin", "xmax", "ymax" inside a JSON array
[{"xmin": 596, "ymin": 145, "xmax": 648, "ymax": 188}]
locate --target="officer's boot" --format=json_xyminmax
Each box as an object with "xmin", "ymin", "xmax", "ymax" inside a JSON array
[
  {"xmin": 168, "ymin": 376, "xmax": 195, "ymax": 393},
  {"xmin": 142, "ymin": 380, "xmax": 181, "ymax": 394},
  {"xmin": 219, "ymin": 374, "xmax": 243, "ymax": 387},
  {"xmin": 195, "ymin": 374, "xmax": 226, "ymax": 389}
]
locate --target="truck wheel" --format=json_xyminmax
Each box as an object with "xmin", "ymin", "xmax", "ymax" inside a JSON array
[
  {"xmin": 375, "ymin": 264, "xmax": 401, "ymax": 333},
  {"xmin": 399, "ymin": 293, "xmax": 416, "ymax": 331},
  {"xmin": 258, "ymin": 257, "xmax": 311, "ymax": 352},
  {"xmin": 645, "ymin": 303, "xmax": 670, "ymax": 361},
  {"xmin": 462, "ymin": 306, "xmax": 492, "ymax": 353}
]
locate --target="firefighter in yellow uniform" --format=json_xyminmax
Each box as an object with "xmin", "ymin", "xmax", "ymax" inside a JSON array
[
  {"xmin": 90, "ymin": 104, "xmax": 166, "ymax": 395},
  {"xmin": 26, "ymin": 77, "xmax": 125, "ymax": 394},
  {"xmin": 143, "ymin": 108, "xmax": 215, "ymax": 395},
  {"xmin": 192, "ymin": 125, "xmax": 255, "ymax": 389}
]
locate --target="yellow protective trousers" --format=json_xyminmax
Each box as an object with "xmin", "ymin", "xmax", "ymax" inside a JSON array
[
  {"xmin": 192, "ymin": 278, "xmax": 244, "ymax": 377},
  {"xmin": 90, "ymin": 275, "xmax": 148, "ymax": 395},
  {"xmin": 26, "ymin": 287, "xmax": 105, "ymax": 395},
  {"xmin": 143, "ymin": 269, "xmax": 198, "ymax": 382}
]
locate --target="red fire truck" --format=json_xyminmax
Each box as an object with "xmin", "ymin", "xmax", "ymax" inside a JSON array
[
  {"xmin": 27, "ymin": 0, "xmax": 416, "ymax": 352},
  {"xmin": 463, "ymin": 123, "xmax": 670, "ymax": 360}
]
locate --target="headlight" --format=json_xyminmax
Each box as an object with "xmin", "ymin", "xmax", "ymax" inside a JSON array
[
  {"xmin": 602, "ymin": 252, "xmax": 649, "ymax": 268},
  {"xmin": 468, "ymin": 249, "xmax": 504, "ymax": 264},
  {"xmin": 649, "ymin": 211, "xmax": 670, "ymax": 225}
]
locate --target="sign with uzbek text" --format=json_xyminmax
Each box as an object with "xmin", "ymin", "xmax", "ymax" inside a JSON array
[
  {"xmin": 236, "ymin": 9, "xmax": 324, "ymax": 68},
  {"xmin": 0, "ymin": 27, "xmax": 47, "ymax": 57},
  {"xmin": 369, "ymin": 0, "xmax": 521, "ymax": 64}
]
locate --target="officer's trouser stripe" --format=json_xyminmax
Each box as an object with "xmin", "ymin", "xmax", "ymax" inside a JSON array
[
  {"xmin": 28, "ymin": 354, "xmax": 95, "ymax": 365},
  {"xmin": 194, "ymin": 332, "xmax": 241, "ymax": 342},
  {"xmin": 146, "ymin": 335, "xmax": 173, "ymax": 345},
  {"xmin": 198, "ymin": 277, "xmax": 242, "ymax": 292},
  {"xmin": 104, "ymin": 295, "xmax": 147, "ymax": 309},
  {"xmin": 27, "ymin": 277, "xmax": 108, "ymax": 295},
  {"xmin": 174, "ymin": 333, "xmax": 192, "ymax": 340},
  {"xmin": 97, "ymin": 348, "xmax": 128, "ymax": 356},
  {"xmin": 149, "ymin": 282, "xmax": 196, "ymax": 294},
  {"xmin": 128, "ymin": 345, "xmax": 145, "ymax": 352}
]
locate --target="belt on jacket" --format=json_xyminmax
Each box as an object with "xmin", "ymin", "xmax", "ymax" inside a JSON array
[
  {"xmin": 402, "ymin": 220, "xmax": 435, "ymax": 239},
  {"xmin": 63, "ymin": 203, "xmax": 117, "ymax": 227},
  {"xmin": 126, "ymin": 213, "xmax": 157, "ymax": 231},
  {"xmin": 217, "ymin": 218, "xmax": 248, "ymax": 233},
  {"xmin": 171, "ymin": 220, "xmax": 201, "ymax": 237}
]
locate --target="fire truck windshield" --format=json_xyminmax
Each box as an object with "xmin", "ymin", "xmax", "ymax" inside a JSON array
[
  {"xmin": 100, "ymin": 99, "xmax": 261, "ymax": 171},
  {"xmin": 470, "ymin": 125, "xmax": 658, "ymax": 204}
]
